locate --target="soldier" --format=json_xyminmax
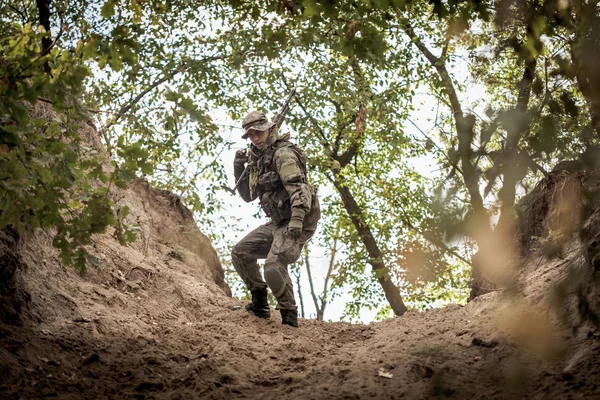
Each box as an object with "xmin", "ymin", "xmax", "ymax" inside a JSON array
[{"xmin": 231, "ymin": 110, "xmax": 320, "ymax": 327}]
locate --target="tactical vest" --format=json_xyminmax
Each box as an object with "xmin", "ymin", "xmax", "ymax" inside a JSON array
[{"xmin": 252, "ymin": 140, "xmax": 308, "ymax": 224}]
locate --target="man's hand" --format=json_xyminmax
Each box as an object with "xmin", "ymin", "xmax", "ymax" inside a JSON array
[
  {"xmin": 234, "ymin": 149, "xmax": 248, "ymax": 167},
  {"xmin": 287, "ymin": 218, "xmax": 303, "ymax": 240}
]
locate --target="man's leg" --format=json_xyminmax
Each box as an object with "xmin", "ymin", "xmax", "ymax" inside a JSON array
[
  {"xmin": 264, "ymin": 224, "xmax": 299, "ymax": 310},
  {"xmin": 267, "ymin": 207, "xmax": 320, "ymax": 326},
  {"xmin": 231, "ymin": 222, "xmax": 274, "ymax": 318},
  {"xmin": 263, "ymin": 253, "xmax": 296, "ymax": 309},
  {"xmin": 231, "ymin": 222, "xmax": 274, "ymax": 290}
]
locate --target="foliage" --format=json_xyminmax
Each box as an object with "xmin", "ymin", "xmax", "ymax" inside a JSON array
[
  {"xmin": 210, "ymin": 0, "xmax": 599, "ymax": 318},
  {"xmin": 79, "ymin": 0, "xmax": 236, "ymax": 222},
  {"xmin": 3, "ymin": 0, "xmax": 598, "ymax": 320},
  {"xmin": 279, "ymin": 0, "xmax": 599, "ymax": 310},
  {"xmin": 0, "ymin": 0, "xmax": 238, "ymax": 274},
  {"xmin": 0, "ymin": 5, "xmax": 140, "ymax": 274}
]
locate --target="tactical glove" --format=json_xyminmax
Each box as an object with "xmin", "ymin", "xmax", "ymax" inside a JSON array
[
  {"xmin": 287, "ymin": 211, "xmax": 304, "ymax": 240},
  {"xmin": 234, "ymin": 149, "xmax": 248, "ymax": 165}
]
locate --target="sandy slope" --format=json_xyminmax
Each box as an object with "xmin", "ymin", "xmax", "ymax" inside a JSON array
[
  {"xmin": 1, "ymin": 175, "xmax": 600, "ymax": 399},
  {"xmin": 1, "ymin": 259, "xmax": 599, "ymax": 399}
]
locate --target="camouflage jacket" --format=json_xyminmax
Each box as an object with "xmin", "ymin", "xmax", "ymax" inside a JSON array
[{"xmin": 235, "ymin": 138, "xmax": 315, "ymax": 225}]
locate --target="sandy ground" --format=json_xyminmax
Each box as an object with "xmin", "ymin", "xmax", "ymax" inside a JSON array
[{"xmin": 1, "ymin": 225, "xmax": 600, "ymax": 399}]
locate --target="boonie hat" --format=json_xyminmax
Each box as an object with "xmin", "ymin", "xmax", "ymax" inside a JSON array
[{"xmin": 242, "ymin": 110, "xmax": 275, "ymax": 139}]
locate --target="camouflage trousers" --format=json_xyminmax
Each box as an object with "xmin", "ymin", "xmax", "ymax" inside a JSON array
[{"xmin": 231, "ymin": 210, "xmax": 319, "ymax": 310}]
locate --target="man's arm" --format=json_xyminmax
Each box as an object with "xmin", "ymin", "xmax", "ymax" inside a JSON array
[
  {"xmin": 234, "ymin": 150, "xmax": 256, "ymax": 203},
  {"xmin": 275, "ymin": 147, "xmax": 312, "ymax": 236}
]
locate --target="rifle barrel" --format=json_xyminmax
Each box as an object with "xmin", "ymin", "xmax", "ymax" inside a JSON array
[{"xmin": 274, "ymin": 87, "xmax": 296, "ymax": 130}]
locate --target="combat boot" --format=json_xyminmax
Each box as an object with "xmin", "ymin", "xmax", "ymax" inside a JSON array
[
  {"xmin": 280, "ymin": 309, "xmax": 298, "ymax": 327},
  {"xmin": 244, "ymin": 289, "xmax": 271, "ymax": 319}
]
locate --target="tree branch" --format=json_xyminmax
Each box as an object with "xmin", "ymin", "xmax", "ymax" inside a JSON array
[
  {"xmin": 35, "ymin": 0, "xmax": 52, "ymax": 75},
  {"xmin": 495, "ymin": 58, "xmax": 537, "ymax": 233},
  {"xmin": 330, "ymin": 98, "xmax": 356, "ymax": 156},
  {"xmin": 103, "ymin": 67, "xmax": 182, "ymax": 132},
  {"xmin": 319, "ymin": 234, "xmax": 338, "ymax": 320},
  {"xmin": 8, "ymin": 3, "xmax": 31, "ymax": 24},
  {"xmin": 400, "ymin": 17, "xmax": 486, "ymax": 227},
  {"xmin": 103, "ymin": 54, "xmax": 227, "ymax": 132},
  {"xmin": 280, "ymin": 75, "xmax": 334, "ymax": 154},
  {"xmin": 397, "ymin": 200, "xmax": 472, "ymax": 266},
  {"xmin": 292, "ymin": 267, "xmax": 305, "ymax": 318},
  {"xmin": 406, "ymin": 117, "xmax": 464, "ymax": 175},
  {"xmin": 335, "ymin": 104, "xmax": 366, "ymax": 168},
  {"xmin": 332, "ymin": 58, "xmax": 369, "ymax": 167},
  {"xmin": 304, "ymin": 248, "xmax": 321, "ymax": 319}
]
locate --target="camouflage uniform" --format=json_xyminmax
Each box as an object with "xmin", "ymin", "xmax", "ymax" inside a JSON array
[{"xmin": 232, "ymin": 111, "xmax": 320, "ymax": 312}]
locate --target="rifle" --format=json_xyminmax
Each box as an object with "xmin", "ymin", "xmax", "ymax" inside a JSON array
[
  {"xmin": 220, "ymin": 159, "xmax": 255, "ymax": 195},
  {"xmin": 221, "ymin": 87, "xmax": 297, "ymax": 195},
  {"xmin": 272, "ymin": 86, "xmax": 296, "ymax": 132}
]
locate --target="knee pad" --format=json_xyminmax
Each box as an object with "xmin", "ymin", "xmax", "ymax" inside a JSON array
[{"xmin": 264, "ymin": 263, "xmax": 286, "ymax": 298}]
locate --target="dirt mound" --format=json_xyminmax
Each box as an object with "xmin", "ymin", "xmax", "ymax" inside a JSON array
[
  {"xmin": 517, "ymin": 164, "xmax": 600, "ymax": 329},
  {"xmin": 2, "ymin": 274, "xmax": 599, "ymax": 399},
  {"xmin": 0, "ymin": 162, "xmax": 234, "ymax": 397},
  {"xmin": 2, "ymin": 109, "xmax": 600, "ymax": 398}
]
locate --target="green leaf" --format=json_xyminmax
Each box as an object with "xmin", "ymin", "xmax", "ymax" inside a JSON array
[
  {"xmin": 7, "ymin": 99, "xmax": 29, "ymax": 126},
  {"xmin": 101, "ymin": 0, "xmax": 116, "ymax": 18},
  {"xmin": 165, "ymin": 91, "xmax": 180, "ymax": 102},
  {"xmin": 120, "ymin": 205, "xmax": 130, "ymax": 218}
]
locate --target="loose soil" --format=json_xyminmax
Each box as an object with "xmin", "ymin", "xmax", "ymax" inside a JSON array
[{"xmin": 2, "ymin": 182, "xmax": 599, "ymax": 399}]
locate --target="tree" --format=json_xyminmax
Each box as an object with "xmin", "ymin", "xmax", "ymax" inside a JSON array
[
  {"xmin": 395, "ymin": 1, "xmax": 599, "ymax": 295},
  {"xmin": 301, "ymin": 229, "xmax": 338, "ymax": 321},
  {"xmin": 289, "ymin": 0, "xmax": 599, "ymax": 297},
  {"xmin": 0, "ymin": 0, "xmax": 242, "ymax": 272},
  {"xmin": 1, "ymin": 0, "xmax": 140, "ymax": 272}
]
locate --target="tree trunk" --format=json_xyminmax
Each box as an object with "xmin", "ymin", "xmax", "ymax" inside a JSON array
[
  {"xmin": 35, "ymin": 0, "xmax": 52, "ymax": 75},
  {"xmin": 571, "ymin": 1, "xmax": 600, "ymax": 136},
  {"xmin": 289, "ymin": 73, "xmax": 407, "ymax": 316},
  {"xmin": 293, "ymin": 268, "xmax": 305, "ymax": 318},
  {"xmin": 331, "ymin": 172, "xmax": 407, "ymax": 316},
  {"xmin": 304, "ymin": 250, "xmax": 323, "ymax": 321},
  {"xmin": 318, "ymin": 234, "xmax": 337, "ymax": 321}
]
